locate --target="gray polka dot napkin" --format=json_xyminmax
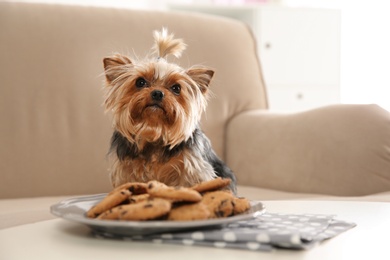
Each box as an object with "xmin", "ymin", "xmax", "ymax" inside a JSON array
[{"xmin": 94, "ymin": 212, "xmax": 356, "ymax": 251}]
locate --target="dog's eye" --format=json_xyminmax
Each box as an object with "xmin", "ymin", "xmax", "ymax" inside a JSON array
[
  {"xmin": 135, "ymin": 77, "xmax": 147, "ymax": 88},
  {"xmin": 171, "ymin": 84, "xmax": 181, "ymax": 95}
]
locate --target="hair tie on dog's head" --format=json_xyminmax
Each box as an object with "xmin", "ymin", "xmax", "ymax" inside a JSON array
[{"xmin": 153, "ymin": 28, "xmax": 187, "ymax": 60}]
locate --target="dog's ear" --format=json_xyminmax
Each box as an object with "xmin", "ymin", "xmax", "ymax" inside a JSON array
[
  {"xmin": 186, "ymin": 67, "xmax": 214, "ymax": 94},
  {"xmin": 103, "ymin": 54, "xmax": 132, "ymax": 83}
]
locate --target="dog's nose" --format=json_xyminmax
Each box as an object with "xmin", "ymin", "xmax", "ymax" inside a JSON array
[{"xmin": 151, "ymin": 90, "xmax": 164, "ymax": 101}]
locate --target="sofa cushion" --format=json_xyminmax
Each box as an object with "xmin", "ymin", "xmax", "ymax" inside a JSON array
[
  {"xmin": 0, "ymin": 2, "xmax": 267, "ymax": 199},
  {"xmin": 227, "ymin": 104, "xmax": 390, "ymax": 196}
]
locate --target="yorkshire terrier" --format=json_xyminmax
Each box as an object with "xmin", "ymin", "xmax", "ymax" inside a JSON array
[{"xmin": 102, "ymin": 28, "xmax": 236, "ymax": 193}]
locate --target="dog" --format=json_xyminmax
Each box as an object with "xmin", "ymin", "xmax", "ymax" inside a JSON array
[{"xmin": 102, "ymin": 28, "xmax": 236, "ymax": 193}]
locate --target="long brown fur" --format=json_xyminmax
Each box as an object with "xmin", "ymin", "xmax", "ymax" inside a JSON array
[{"xmin": 102, "ymin": 28, "xmax": 236, "ymax": 191}]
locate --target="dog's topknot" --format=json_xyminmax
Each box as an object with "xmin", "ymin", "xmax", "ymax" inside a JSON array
[{"xmin": 153, "ymin": 28, "xmax": 187, "ymax": 59}]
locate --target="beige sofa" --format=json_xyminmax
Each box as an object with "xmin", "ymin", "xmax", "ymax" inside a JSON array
[{"xmin": 1, "ymin": 2, "xmax": 390, "ymax": 229}]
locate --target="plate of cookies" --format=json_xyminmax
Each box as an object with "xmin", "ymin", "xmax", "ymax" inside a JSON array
[{"xmin": 51, "ymin": 178, "xmax": 265, "ymax": 236}]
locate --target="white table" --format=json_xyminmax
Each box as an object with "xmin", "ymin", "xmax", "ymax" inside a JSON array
[{"xmin": 1, "ymin": 201, "xmax": 389, "ymax": 260}]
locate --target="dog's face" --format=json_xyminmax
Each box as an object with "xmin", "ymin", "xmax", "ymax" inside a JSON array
[{"xmin": 103, "ymin": 54, "xmax": 214, "ymax": 150}]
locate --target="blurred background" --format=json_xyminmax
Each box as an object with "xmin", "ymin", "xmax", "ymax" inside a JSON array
[{"xmin": 7, "ymin": 0, "xmax": 390, "ymax": 112}]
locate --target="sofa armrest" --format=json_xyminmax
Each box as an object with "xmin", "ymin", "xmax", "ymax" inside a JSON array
[{"xmin": 226, "ymin": 104, "xmax": 390, "ymax": 196}]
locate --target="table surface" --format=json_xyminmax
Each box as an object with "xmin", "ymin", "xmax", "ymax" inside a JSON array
[{"xmin": 1, "ymin": 200, "xmax": 389, "ymax": 260}]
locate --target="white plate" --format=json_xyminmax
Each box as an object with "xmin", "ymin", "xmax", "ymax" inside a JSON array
[{"xmin": 50, "ymin": 194, "xmax": 266, "ymax": 236}]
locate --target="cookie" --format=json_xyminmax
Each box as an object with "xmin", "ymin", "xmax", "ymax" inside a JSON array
[
  {"xmin": 202, "ymin": 190, "xmax": 235, "ymax": 218},
  {"xmin": 86, "ymin": 189, "xmax": 131, "ymax": 218},
  {"xmin": 191, "ymin": 177, "xmax": 231, "ymax": 193},
  {"xmin": 128, "ymin": 193, "xmax": 150, "ymax": 204},
  {"xmin": 96, "ymin": 194, "xmax": 151, "ymax": 220},
  {"xmin": 147, "ymin": 180, "xmax": 202, "ymax": 202},
  {"xmin": 89, "ymin": 180, "xmax": 250, "ymax": 222},
  {"xmin": 168, "ymin": 202, "xmax": 210, "ymax": 221},
  {"xmin": 232, "ymin": 197, "xmax": 251, "ymax": 215},
  {"xmin": 118, "ymin": 198, "xmax": 172, "ymax": 221},
  {"xmin": 110, "ymin": 182, "xmax": 148, "ymax": 195},
  {"xmin": 96, "ymin": 205, "xmax": 124, "ymax": 220}
]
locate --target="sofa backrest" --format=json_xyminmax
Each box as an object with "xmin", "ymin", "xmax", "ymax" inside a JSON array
[{"xmin": 0, "ymin": 2, "xmax": 267, "ymax": 198}]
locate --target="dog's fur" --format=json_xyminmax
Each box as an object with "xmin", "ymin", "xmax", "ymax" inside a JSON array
[{"xmin": 102, "ymin": 28, "xmax": 236, "ymax": 192}]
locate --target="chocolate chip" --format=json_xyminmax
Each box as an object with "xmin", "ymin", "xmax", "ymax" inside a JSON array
[{"xmin": 215, "ymin": 210, "xmax": 225, "ymax": 217}]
